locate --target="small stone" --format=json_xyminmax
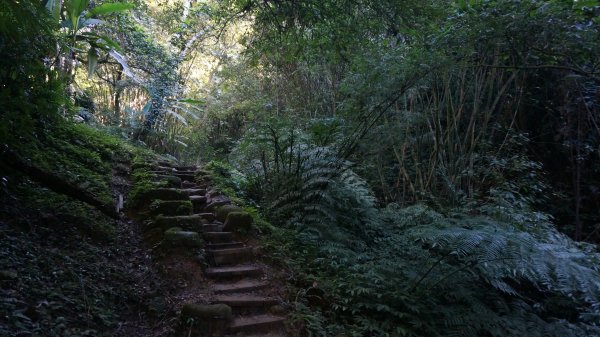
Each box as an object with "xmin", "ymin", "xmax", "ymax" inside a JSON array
[
  {"xmin": 215, "ymin": 205, "xmax": 242, "ymax": 222},
  {"xmin": 223, "ymin": 212, "xmax": 253, "ymax": 232}
]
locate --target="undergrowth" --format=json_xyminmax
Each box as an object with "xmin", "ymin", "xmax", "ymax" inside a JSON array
[
  {"xmin": 208, "ymin": 151, "xmax": 600, "ymax": 337},
  {"xmin": 0, "ymin": 181, "xmax": 138, "ymax": 337}
]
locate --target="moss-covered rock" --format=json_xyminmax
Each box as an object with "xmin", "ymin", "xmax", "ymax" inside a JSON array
[
  {"xmin": 215, "ymin": 204, "xmax": 242, "ymax": 222},
  {"xmin": 149, "ymin": 200, "xmax": 192, "ymax": 216},
  {"xmin": 153, "ymin": 215, "xmax": 206, "ymax": 231},
  {"xmin": 223, "ymin": 212, "xmax": 253, "ymax": 232},
  {"xmin": 164, "ymin": 228, "xmax": 203, "ymax": 247}
]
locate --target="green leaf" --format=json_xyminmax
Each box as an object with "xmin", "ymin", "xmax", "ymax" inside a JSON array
[
  {"xmin": 87, "ymin": 47, "xmax": 99, "ymax": 79},
  {"xmin": 573, "ymin": 0, "xmax": 600, "ymax": 9},
  {"xmin": 45, "ymin": 0, "xmax": 61, "ymax": 20},
  {"xmin": 85, "ymin": 3, "xmax": 135, "ymax": 18},
  {"xmin": 66, "ymin": 0, "xmax": 91, "ymax": 30},
  {"xmin": 176, "ymin": 98, "xmax": 205, "ymax": 105}
]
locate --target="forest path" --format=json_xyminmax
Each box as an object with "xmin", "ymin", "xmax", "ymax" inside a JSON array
[{"xmin": 139, "ymin": 162, "xmax": 288, "ymax": 337}]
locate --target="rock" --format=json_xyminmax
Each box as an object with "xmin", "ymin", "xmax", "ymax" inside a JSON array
[
  {"xmin": 153, "ymin": 215, "xmax": 206, "ymax": 231},
  {"xmin": 205, "ymin": 199, "xmax": 231, "ymax": 213},
  {"xmin": 215, "ymin": 204, "xmax": 242, "ymax": 222},
  {"xmin": 164, "ymin": 228, "xmax": 203, "ymax": 247},
  {"xmin": 223, "ymin": 212, "xmax": 253, "ymax": 232},
  {"xmin": 150, "ymin": 200, "xmax": 192, "ymax": 216}
]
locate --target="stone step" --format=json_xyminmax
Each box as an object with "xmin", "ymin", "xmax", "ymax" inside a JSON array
[
  {"xmin": 190, "ymin": 195, "xmax": 207, "ymax": 213},
  {"xmin": 205, "ymin": 265, "xmax": 262, "ymax": 279},
  {"xmin": 214, "ymin": 295, "xmax": 277, "ymax": 308},
  {"xmin": 202, "ymin": 224, "xmax": 223, "ymax": 232},
  {"xmin": 208, "ymin": 247, "xmax": 254, "ymax": 265},
  {"xmin": 213, "ymin": 280, "xmax": 269, "ymax": 294},
  {"xmin": 195, "ymin": 212, "xmax": 215, "ymax": 222},
  {"xmin": 228, "ymin": 314, "xmax": 285, "ymax": 334},
  {"xmin": 206, "ymin": 241, "xmax": 244, "ymax": 250},
  {"xmin": 173, "ymin": 166, "xmax": 198, "ymax": 171},
  {"xmin": 182, "ymin": 181, "xmax": 199, "ymax": 188},
  {"xmin": 152, "ymin": 215, "xmax": 206, "ymax": 231},
  {"xmin": 203, "ymin": 231, "xmax": 233, "ymax": 243},
  {"xmin": 173, "ymin": 173, "xmax": 196, "ymax": 181},
  {"xmin": 179, "ymin": 188, "xmax": 207, "ymax": 196}
]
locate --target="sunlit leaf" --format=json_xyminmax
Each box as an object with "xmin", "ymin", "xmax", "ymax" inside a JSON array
[{"xmin": 85, "ymin": 3, "xmax": 135, "ymax": 18}]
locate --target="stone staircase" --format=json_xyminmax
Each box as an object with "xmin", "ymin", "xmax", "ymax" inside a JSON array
[{"xmin": 141, "ymin": 161, "xmax": 287, "ymax": 337}]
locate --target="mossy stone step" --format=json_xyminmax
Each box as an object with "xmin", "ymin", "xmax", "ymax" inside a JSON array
[
  {"xmin": 190, "ymin": 195, "xmax": 207, "ymax": 213},
  {"xmin": 206, "ymin": 241, "xmax": 244, "ymax": 250},
  {"xmin": 136, "ymin": 188, "xmax": 189, "ymax": 203},
  {"xmin": 203, "ymin": 231, "xmax": 233, "ymax": 243},
  {"xmin": 208, "ymin": 247, "xmax": 254, "ymax": 266},
  {"xmin": 214, "ymin": 295, "xmax": 277, "ymax": 308},
  {"xmin": 149, "ymin": 200, "xmax": 192, "ymax": 216},
  {"xmin": 179, "ymin": 188, "xmax": 206, "ymax": 196},
  {"xmin": 202, "ymin": 224, "xmax": 223, "ymax": 232},
  {"xmin": 151, "ymin": 174, "xmax": 182, "ymax": 187},
  {"xmin": 213, "ymin": 280, "xmax": 269, "ymax": 294},
  {"xmin": 205, "ymin": 265, "xmax": 262, "ymax": 279},
  {"xmin": 195, "ymin": 212, "xmax": 215, "ymax": 222},
  {"xmin": 157, "ymin": 165, "xmax": 198, "ymax": 172},
  {"xmin": 164, "ymin": 228, "xmax": 203, "ymax": 247},
  {"xmin": 228, "ymin": 314, "xmax": 285, "ymax": 334},
  {"xmin": 152, "ymin": 215, "xmax": 206, "ymax": 231},
  {"xmin": 182, "ymin": 181, "xmax": 198, "ymax": 188}
]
